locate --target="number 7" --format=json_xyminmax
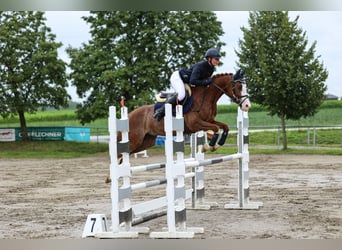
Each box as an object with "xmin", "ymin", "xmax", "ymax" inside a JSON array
[{"xmin": 90, "ymin": 218, "xmax": 96, "ymax": 232}]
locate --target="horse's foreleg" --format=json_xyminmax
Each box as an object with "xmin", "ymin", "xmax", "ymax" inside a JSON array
[
  {"xmin": 211, "ymin": 121, "xmax": 229, "ymax": 151},
  {"xmin": 193, "ymin": 120, "xmax": 229, "ymax": 152},
  {"xmin": 213, "ymin": 130, "xmax": 229, "ymax": 150},
  {"xmin": 205, "ymin": 130, "xmax": 228, "ymax": 152},
  {"xmin": 208, "ymin": 132, "xmax": 220, "ymax": 150},
  {"xmin": 190, "ymin": 120, "xmax": 221, "ymax": 152}
]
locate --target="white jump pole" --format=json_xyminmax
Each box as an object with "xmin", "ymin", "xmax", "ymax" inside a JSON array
[
  {"xmin": 96, "ymin": 106, "xmax": 149, "ymax": 238},
  {"xmin": 224, "ymin": 108, "xmax": 263, "ymax": 209},
  {"xmin": 150, "ymin": 104, "xmax": 203, "ymax": 238}
]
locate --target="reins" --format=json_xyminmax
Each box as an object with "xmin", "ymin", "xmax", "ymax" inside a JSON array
[
  {"xmin": 191, "ymin": 79, "xmax": 232, "ymax": 113},
  {"xmin": 214, "ymin": 80, "xmax": 249, "ymax": 106},
  {"xmin": 190, "ymin": 74, "xmax": 249, "ymax": 113}
]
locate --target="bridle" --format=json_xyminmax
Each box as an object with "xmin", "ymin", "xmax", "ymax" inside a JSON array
[
  {"xmin": 192, "ymin": 74, "xmax": 249, "ymax": 113},
  {"xmin": 213, "ymin": 78, "xmax": 249, "ymax": 106}
]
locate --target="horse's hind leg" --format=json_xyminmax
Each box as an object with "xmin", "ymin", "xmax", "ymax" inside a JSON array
[{"xmin": 131, "ymin": 134, "xmax": 157, "ymax": 154}]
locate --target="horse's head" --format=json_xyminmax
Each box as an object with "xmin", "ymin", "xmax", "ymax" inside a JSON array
[
  {"xmin": 213, "ymin": 69, "xmax": 251, "ymax": 111},
  {"xmin": 231, "ymin": 69, "xmax": 251, "ymax": 111}
]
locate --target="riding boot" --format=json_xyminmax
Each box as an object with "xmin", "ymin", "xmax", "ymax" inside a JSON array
[{"xmin": 153, "ymin": 93, "xmax": 178, "ymax": 121}]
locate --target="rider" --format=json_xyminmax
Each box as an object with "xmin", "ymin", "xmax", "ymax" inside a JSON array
[{"xmin": 153, "ymin": 48, "xmax": 221, "ymax": 121}]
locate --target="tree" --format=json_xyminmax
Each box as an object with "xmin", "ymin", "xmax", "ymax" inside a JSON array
[
  {"xmin": 0, "ymin": 11, "xmax": 69, "ymax": 141},
  {"xmin": 236, "ymin": 11, "xmax": 328, "ymax": 149},
  {"xmin": 67, "ymin": 11, "xmax": 225, "ymax": 124}
]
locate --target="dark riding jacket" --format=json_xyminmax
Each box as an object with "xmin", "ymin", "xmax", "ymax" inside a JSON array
[{"xmin": 179, "ymin": 61, "xmax": 214, "ymax": 86}]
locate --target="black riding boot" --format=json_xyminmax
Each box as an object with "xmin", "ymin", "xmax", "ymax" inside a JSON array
[{"xmin": 153, "ymin": 93, "xmax": 178, "ymax": 121}]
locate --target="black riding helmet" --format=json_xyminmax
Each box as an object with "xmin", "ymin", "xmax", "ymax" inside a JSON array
[{"xmin": 205, "ymin": 48, "xmax": 221, "ymax": 59}]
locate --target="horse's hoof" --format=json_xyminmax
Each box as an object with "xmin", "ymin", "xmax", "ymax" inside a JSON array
[
  {"xmin": 202, "ymin": 144, "xmax": 210, "ymax": 152},
  {"xmin": 105, "ymin": 177, "xmax": 111, "ymax": 184}
]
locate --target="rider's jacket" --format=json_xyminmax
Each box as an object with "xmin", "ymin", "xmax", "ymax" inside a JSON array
[{"xmin": 179, "ymin": 61, "xmax": 214, "ymax": 86}]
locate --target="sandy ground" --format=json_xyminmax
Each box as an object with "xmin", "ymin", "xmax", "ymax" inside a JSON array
[{"xmin": 0, "ymin": 152, "xmax": 341, "ymax": 239}]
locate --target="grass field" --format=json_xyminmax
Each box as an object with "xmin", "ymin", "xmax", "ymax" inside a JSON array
[
  {"xmin": 1, "ymin": 100, "xmax": 341, "ymax": 158},
  {"xmin": 1, "ymin": 101, "xmax": 342, "ymax": 128}
]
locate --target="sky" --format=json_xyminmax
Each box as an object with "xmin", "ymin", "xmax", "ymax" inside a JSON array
[{"xmin": 45, "ymin": 11, "xmax": 342, "ymax": 103}]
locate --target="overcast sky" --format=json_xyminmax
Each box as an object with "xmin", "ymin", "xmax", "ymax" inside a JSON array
[{"xmin": 45, "ymin": 11, "xmax": 342, "ymax": 103}]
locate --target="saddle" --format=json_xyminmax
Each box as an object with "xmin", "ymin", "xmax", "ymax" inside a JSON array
[
  {"xmin": 155, "ymin": 84, "xmax": 192, "ymax": 103},
  {"xmin": 154, "ymin": 84, "xmax": 193, "ymax": 115}
]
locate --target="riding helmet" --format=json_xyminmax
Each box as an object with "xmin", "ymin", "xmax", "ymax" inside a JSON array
[{"xmin": 205, "ymin": 48, "xmax": 221, "ymax": 59}]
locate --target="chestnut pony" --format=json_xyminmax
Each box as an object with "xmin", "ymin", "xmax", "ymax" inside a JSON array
[{"xmin": 120, "ymin": 69, "xmax": 250, "ymax": 153}]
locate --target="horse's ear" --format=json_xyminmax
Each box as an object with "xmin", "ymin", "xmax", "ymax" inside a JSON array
[
  {"xmin": 233, "ymin": 69, "xmax": 246, "ymax": 83},
  {"xmin": 235, "ymin": 69, "xmax": 245, "ymax": 78},
  {"xmin": 233, "ymin": 69, "xmax": 243, "ymax": 81}
]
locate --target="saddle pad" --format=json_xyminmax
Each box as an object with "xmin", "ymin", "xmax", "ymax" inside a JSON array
[{"xmin": 154, "ymin": 96, "xmax": 193, "ymax": 116}]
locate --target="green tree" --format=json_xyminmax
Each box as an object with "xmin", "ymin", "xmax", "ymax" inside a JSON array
[
  {"xmin": 67, "ymin": 11, "xmax": 225, "ymax": 124},
  {"xmin": 236, "ymin": 11, "xmax": 328, "ymax": 149},
  {"xmin": 0, "ymin": 11, "xmax": 69, "ymax": 141}
]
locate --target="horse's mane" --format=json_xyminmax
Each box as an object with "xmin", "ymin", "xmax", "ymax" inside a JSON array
[{"xmin": 212, "ymin": 72, "xmax": 233, "ymax": 80}]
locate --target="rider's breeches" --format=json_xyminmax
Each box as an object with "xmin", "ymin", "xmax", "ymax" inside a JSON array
[{"xmin": 170, "ymin": 71, "xmax": 186, "ymax": 101}]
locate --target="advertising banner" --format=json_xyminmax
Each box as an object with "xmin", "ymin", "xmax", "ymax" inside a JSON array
[
  {"xmin": 15, "ymin": 127, "xmax": 65, "ymax": 141},
  {"xmin": 0, "ymin": 129, "xmax": 16, "ymax": 142},
  {"xmin": 64, "ymin": 127, "xmax": 90, "ymax": 142},
  {"xmin": 2, "ymin": 127, "xmax": 90, "ymax": 142}
]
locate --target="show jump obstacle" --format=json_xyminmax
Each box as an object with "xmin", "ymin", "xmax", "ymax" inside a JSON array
[{"xmin": 82, "ymin": 103, "xmax": 262, "ymax": 238}]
